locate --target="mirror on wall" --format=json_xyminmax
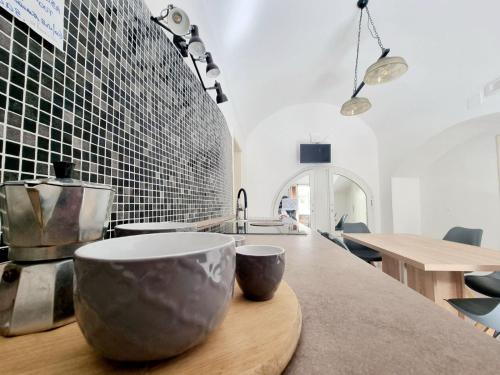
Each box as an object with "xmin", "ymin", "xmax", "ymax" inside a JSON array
[
  {"xmin": 332, "ymin": 175, "xmax": 367, "ymax": 229},
  {"xmin": 275, "ymin": 168, "xmax": 369, "ymax": 232}
]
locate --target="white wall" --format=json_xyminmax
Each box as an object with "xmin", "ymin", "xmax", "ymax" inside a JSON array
[
  {"xmin": 244, "ymin": 103, "xmax": 380, "ymax": 230},
  {"xmin": 420, "ymin": 135, "xmax": 500, "ymax": 248},
  {"xmin": 391, "ymin": 177, "xmax": 422, "ymax": 234}
]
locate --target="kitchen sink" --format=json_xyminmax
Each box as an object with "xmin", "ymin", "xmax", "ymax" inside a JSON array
[
  {"xmin": 219, "ymin": 219, "xmax": 308, "ymax": 235},
  {"xmin": 249, "ymin": 221, "xmax": 284, "ymax": 227}
]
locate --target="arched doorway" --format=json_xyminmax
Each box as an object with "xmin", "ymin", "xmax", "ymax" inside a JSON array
[{"xmin": 272, "ymin": 167, "xmax": 375, "ymax": 232}]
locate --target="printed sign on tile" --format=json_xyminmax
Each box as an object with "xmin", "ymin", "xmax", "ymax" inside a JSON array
[{"xmin": 0, "ymin": 0, "xmax": 64, "ymax": 51}]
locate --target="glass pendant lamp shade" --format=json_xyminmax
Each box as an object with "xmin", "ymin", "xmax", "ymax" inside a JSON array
[
  {"xmin": 364, "ymin": 56, "xmax": 408, "ymax": 85},
  {"xmin": 340, "ymin": 97, "xmax": 371, "ymax": 116}
]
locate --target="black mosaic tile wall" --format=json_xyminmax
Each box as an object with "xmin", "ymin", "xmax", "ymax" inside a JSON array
[{"xmin": 0, "ymin": 0, "xmax": 233, "ymax": 242}]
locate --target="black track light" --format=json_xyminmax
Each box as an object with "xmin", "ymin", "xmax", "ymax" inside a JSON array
[
  {"xmin": 206, "ymin": 81, "xmax": 228, "ymax": 104},
  {"xmin": 188, "ymin": 25, "xmax": 206, "ymax": 58},
  {"xmin": 214, "ymin": 81, "xmax": 228, "ymax": 104},
  {"xmin": 205, "ymin": 52, "xmax": 220, "ymax": 78}
]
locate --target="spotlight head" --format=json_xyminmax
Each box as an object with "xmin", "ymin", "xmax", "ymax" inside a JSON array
[
  {"xmin": 160, "ymin": 5, "xmax": 190, "ymax": 36},
  {"xmin": 188, "ymin": 25, "xmax": 206, "ymax": 57},
  {"xmin": 214, "ymin": 81, "xmax": 228, "ymax": 104},
  {"xmin": 205, "ymin": 52, "xmax": 220, "ymax": 78}
]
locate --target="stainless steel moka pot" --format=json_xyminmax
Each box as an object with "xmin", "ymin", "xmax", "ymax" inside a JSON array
[{"xmin": 0, "ymin": 161, "xmax": 114, "ymax": 336}]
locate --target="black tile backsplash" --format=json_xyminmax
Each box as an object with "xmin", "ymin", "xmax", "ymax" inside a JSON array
[{"xmin": 0, "ymin": 0, "xmax": 233, "ymax": 247}]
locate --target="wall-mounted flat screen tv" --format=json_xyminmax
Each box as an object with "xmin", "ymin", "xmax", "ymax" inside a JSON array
[{"xmin": 299, "ymin": 144, "xmax": 331, "ymax": 163}]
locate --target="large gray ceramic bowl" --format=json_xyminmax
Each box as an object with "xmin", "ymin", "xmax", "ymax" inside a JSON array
[{"xmin": 73, "ymin": 232, "xmax": 235, "ymax": 361}]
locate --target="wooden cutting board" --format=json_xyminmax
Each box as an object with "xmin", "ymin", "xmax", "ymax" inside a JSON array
[{"xmin": 1, "ymin": 282, "xmax": 302, "ymax": 375}]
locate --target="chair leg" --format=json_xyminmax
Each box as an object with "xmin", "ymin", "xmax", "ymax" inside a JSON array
[
  {"xmin": 474, "ymin": 322, "xmax": 499, "ymax": 337},
  {"xmin": 485, "ymin": 328, "xmax": 496, "ymax": 336}
]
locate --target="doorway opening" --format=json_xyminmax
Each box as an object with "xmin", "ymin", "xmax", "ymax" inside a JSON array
[{"xmin": 273, "ymin": 167, "xmax": 374, "ymax": 233}]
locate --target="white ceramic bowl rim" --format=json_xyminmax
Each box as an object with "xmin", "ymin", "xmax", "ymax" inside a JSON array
[
  {"xmin": 115, "ymin": 222, "xmax": 195, "ymax": 231},
  {"xmin": 75, "ymin": 232, "xmax": 234, "ymax": 261},
  {"xmin": 236, "ymin": 245, "xmax": 285, "ymax": 257}
]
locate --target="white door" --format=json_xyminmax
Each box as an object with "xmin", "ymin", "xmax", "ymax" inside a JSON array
[{"xmin": 310, "ymin": 168, "xmax": 331, "ymax": 232}]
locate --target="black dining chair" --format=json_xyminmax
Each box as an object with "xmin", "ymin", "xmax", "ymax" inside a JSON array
[
  {"xmin": 317, "ymin": 229, "xmax": 330, "ymax": 238},
  {"xmin": 441, "ymin": 226, "xmax": 500, "ymax": 297},
  {"xmin": 443, "ymin": 226, "xmax": 500, "ymax": 336},
  {"xmin": 335, "ymin": 214, "xmax": 348, "ymax": 231},
  {"xmin": 343, "ymin": 222, "xmax": 382, "ymax": 264},
  {"xmin": 447, "ymin": 298, "xmax": 500, "ymax": 338},
  {"xmin": 443, "ymin": 226, "xmax": 483, "ymax": 246},
  {"xmin": 330, "ymin": 236, "xmax": 350, "ymax": 251},
  {"xmin": 465, "ymin": 273, "xmax": 500, "ymax": 298}
]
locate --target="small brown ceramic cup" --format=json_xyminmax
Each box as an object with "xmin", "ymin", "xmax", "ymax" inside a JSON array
[
  {"xmin": 236, "ymin": 245, "xmax": 285, "ymax": 301},
  {"xmin": 231, "ymin": 235, "xmax": 246, "ymax": 247}
]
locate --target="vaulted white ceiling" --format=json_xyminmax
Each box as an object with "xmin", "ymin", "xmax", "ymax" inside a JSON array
[{"xmin": 146, "ymin": 0, "xmax": 500, "ymax": 161}]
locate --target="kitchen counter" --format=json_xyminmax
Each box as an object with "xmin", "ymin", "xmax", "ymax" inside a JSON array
[{"xmin": 244, "ymin": 231, "xmax": 500, "ymax": 374}]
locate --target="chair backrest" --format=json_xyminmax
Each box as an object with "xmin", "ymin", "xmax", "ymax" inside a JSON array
[
  {"xmin": 343, "ymin": 222, "xmax": 370, "ymax": 234},
  {"xmin": 330, "ymin": 237, "xmax": 350, "ymax": 251},
  {"xmin": 342, "ymin": 222, "xmax": 370, "ymax": 251},
  {"xmin": 317, "ymin": 229, "xmax": 330, "ymax": 238},
  {"xmin": 443, "ymin": 226, "xmax": 483, "ymax": 247},
  {"xmin": 335, "ymin": 214, "xmax": 348, "ymax": 231}
]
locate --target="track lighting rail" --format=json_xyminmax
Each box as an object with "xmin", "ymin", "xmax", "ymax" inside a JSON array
[{"xmin": 151, "ymin": 6, "xmax": 228, "ymax": 104}]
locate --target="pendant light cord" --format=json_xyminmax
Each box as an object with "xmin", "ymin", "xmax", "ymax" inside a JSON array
[
  {"xmin": 353, "ymin": 9, "xmax": 363, "ymax": 95},
  {"xmin": 365, "ymin": 6, "xmax": 385, "ymax": 52}
]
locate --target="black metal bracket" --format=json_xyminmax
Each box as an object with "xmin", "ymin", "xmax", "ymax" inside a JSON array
[
  {"xmin": 150, "ymin": 16, "xmax": 174, "ymax": 35},
  {"xmin": 190, "ymin": 54, "xmax": 207, "ymax": 90},
  {"xmin": 351, "ymin": 48, "xmax": 390, "ymax": 98}
]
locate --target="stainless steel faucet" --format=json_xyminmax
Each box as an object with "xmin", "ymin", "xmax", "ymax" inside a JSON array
[{"xmin": 236, "ymin": 188, "xmax": 248, "ymax": 221}]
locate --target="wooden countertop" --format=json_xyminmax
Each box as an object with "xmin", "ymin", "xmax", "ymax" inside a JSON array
[
  {"xmin": 244, "ymin": 232, "xmax": 500, "ymax": 374},
  {"xmin": 342, "ymin": 233, "xmax": 500, "ymax": 271}
]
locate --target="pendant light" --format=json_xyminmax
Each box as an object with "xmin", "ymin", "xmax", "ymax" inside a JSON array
[
  {"xmin": 340, "ymin": 0, "xmax": 407, "ymax": 116},
  {"xmin": 341, "ymin": 3, "xmax": 371, "ymax": 116},
  {"xmin": 341, "ymin": 97, "xmax": 371, "ymax": 116},
  {"xmin": 364, "ymin": 56, "xmax": 408, "ymax": 85},
  {"xmin": 362, "ymin": 6, "xmax": 408, "ymax": 85}
]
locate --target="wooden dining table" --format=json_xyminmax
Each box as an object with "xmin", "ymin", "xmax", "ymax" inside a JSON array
[{"xmin": 342, "ymin": 233, "xmax": 500, "ymax": 315}]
